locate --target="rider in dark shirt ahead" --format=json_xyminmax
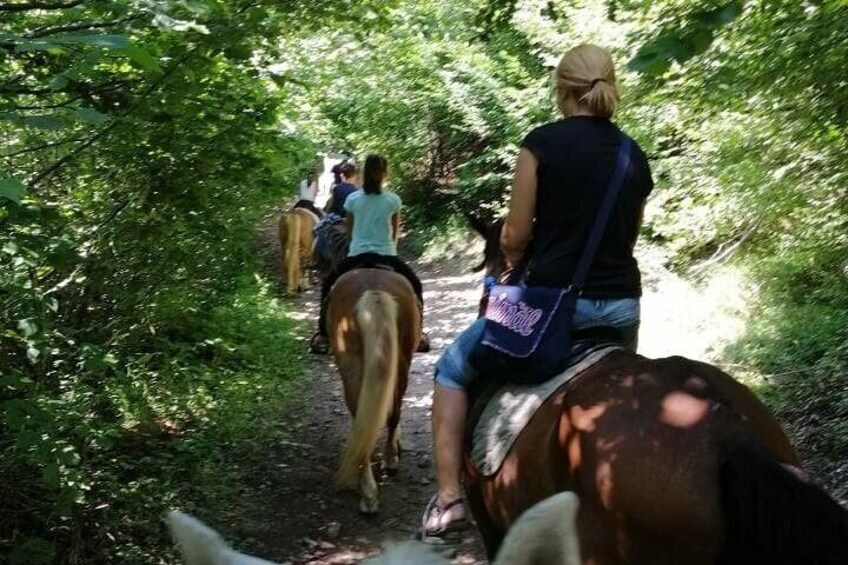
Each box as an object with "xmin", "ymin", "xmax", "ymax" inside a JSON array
[
  {"xmin": 325, "ymin": 161, "xmax": 358, "ymax": 217},
  {"xmin": 420, "ymin": 44, "xmax": 654, "ymax": 538}
]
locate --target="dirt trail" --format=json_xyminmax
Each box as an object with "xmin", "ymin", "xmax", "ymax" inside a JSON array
[
  {"xmin": 242, "ymin": 218, "xmax": 840, "ymax": 564},
  {"xmin": 244, "ymin": 220, "xmax": 487, "ymax": 563}
]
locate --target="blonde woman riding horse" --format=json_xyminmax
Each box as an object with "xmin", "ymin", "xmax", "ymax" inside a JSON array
[{"xmin": 423, "ymin": 44, "xmax": 848, "ymax": 564}]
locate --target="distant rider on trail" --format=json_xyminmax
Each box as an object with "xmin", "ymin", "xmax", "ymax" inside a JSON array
[
  {"xmin": 309, "ymin": 154, "xmax": 430, "ymax": 355},
  {"xmin": 293, "ymin": 169, "xmax": 324, "ymax": 219}
]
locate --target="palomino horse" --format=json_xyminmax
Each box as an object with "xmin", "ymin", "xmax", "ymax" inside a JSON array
[
  {"xmin": 327, "ymin": 268, "xmax": 420, "ymax": 514},
  {"xmin": 277, "ymin": 208, "xmax": 318, "ymax": 294},
  {"xmin": 462, "ymin": 216, "xmax": 848, "ymax": 564}
]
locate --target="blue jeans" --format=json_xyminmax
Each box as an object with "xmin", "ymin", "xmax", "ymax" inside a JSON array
[{"xmin": 434, "ymin": 298, "xmax": 639, "ymax": 391}]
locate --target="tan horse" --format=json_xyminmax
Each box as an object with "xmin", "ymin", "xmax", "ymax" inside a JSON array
[
  {"xmin": 328, "ymin": 268, "xmax": 421, "ymax": 513},
  {"xmin": 463, "ymin": 216, "xmax": 848, "ymax": 564},
  {"xmin": 277, "ymin": 208, "xmax": 317, "ymax": 294}
]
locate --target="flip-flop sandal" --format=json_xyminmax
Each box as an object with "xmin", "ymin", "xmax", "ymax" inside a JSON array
[{"xmin": 419, "ymin": 495, "xmax": 469, "ymax": 542}]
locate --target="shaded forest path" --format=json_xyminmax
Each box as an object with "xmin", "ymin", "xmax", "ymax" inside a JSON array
[
  {"xmin": 244, "ymin": 220, "xmax": 487, "ymax": 563},
  {"xmin": 242, "ymin": 215, "xmax": 841, "ymax": 564}
]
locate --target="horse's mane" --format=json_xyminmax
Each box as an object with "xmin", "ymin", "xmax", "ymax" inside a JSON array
[
  {"xmin": 718, "ymin": 438, "xmax": 848, "ymax": 565},
  {"xmin": 464, "ymin": 212, "xmax": 504, "ymax": 275}
]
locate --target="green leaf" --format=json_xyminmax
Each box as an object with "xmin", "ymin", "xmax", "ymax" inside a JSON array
[
  {"xmin": 14, "ymin": 39, "xmax": 65, "ymax": 54},
  {"xmin": 687, "ymin": 29, "xmax": 715, "ymax": 54},
  {"xmin": 43, "ymin": 462, "xmax": 61, "ymax": 490},
  {"xmin": 73, "ymin": 107, "xmax": 109, "ymax": 125},
  {"xmin": 57, "ymin": 34, "xmax": 130, "ymax": 49},
  {"xmin": 0, "ymin": 178, "xmax": 26, "ymax": 203},
  {"xmin": 0, "ymin": 373, "xmax": 29, "ymax": 390},
  {"xmin": 3, "ymin": 399, "xmax": 28, "ymax": 429},
  {"xmin": 8, "ymin": 537, "xmax": 55, "ymax": 565},
  {"xmin": 17, "ymin": 319, "xmax": 38, "ymax": 337},
  {"xmin": 628, "ymin": 34, "xmax": 680, "ymax": 74},
  {"xmin": 23, "ymin": 115, "xmax": 65, "ymax": 130},
  {"xmin": 120, "ymin": 44, "xmax": 162, "ymax": 72},
  {"xmin": 49, "ymin": 74, "xmax": 69, "ymax": 91},
  {"xmin": 695, "ymin": 1, "xmax": 743, "ymax": 27},
  {"xmin": 27, "ymin": 346, "xmax": 41, "ymax": 363}
]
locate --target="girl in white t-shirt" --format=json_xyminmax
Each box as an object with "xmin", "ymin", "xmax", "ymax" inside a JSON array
[{"xmin": 294, "ymin": 170, "xmax": 323, "ymax": 218}]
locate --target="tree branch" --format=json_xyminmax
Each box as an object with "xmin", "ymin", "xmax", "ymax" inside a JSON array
[
  {"xmin": 25, "ymin": 1, "xmax": 264, "ymax": 189},
  {"xmin": 7, "ymin": 94, "xmax": 83, "ymax": 110},
  {"xmin": 24, "ymin": 15, "xmax": 143, "ymax": 38},
  {"xmin": 3, "ymin": 136, "xmax": 87, "ymax": 158},
  {"xmin": 0, "ymin": 85, "xmax": 55, "ymax": 95},
  {"xmin": 27, "ymin": 51, "xmax": 194, "ymax": 189},
  {"xmin": 0, "ymin": 1, "xmax": 82, "ymax": 12},
  {"xmin": 690, "ymin": 225, "xmax": 758, "ymax": 275}
]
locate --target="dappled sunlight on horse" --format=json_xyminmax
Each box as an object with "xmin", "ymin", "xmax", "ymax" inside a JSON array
[
  {"xmin": 327, "ymin": 268, "xmax": 420, "ymax": 514},
  {"xmin": 461, "ymin": 216, "xmax": 848, "ymax": 564}
]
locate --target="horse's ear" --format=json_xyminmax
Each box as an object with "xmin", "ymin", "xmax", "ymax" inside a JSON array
[
  {"xmin": 493, "ymin": 492, "xmax": 581, "ymax": 565},
  {"xmin": 463, "ymin": 211, "xmax": 490, "ymax": 239}
]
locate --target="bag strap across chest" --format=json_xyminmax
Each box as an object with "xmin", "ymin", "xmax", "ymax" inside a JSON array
[{"xmin": 507, "ymin": 135, "xmax": 634, "ymax": 289}]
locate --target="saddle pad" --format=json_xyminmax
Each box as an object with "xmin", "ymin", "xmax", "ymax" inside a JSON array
[
  {"xmin": 470, "ymin": 345, "xmax": 621, "ymax": 477},
  {"xmin": 293, "ymin": 207, "xmax": 321, "ymax": 226}
]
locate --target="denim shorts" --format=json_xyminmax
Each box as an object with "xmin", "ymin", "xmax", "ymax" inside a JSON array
[{"xmin": 434, "ymin": 298, "xmax": 640, "ymax": 391}]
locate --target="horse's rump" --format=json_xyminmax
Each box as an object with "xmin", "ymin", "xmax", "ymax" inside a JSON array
[
  {"xmin": 464, "ymin": 351, "xmax": 801, "ymax": 562},
  {"xmin": 328, "ymin": 269, "xmax": 420, "ymax": 513},
  {"xmin": 279, "ymin": 208, "xmax": 317, "ymax": 293}
]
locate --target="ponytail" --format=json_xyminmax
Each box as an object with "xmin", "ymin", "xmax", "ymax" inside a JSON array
[
  {"xmin": 555, "ymin": 44, "xmax": 620, "ymax": 118},
  {"xmin": 579, "ymin": 78, "xmax": 619, "ymax": 118},
  {"xmin": 363, "ymin": 154, "xmax": 388, "ymax": 195}
]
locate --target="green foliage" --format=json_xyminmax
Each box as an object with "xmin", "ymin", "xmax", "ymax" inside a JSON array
[
  {"xmin": 3, "ymin": 0, "xmax": 847, "ymax": 560},
  {"xmin": 0, "ymin": 1, "xmax": 336, "ymax": 561},
  {"xmin": 2, "ymin": 271, "xmax": 306, "ymax": 562}
]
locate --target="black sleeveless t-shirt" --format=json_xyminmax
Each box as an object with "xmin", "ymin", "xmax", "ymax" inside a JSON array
[{"xmin": 520, "ymin": 116, "xmax": 653, "ymax": 298}]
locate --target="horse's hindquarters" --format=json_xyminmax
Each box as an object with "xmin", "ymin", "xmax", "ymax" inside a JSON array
[
  {"xmin": 328, "ymin": 270, "xmax": 419, "ymax": 514},
  {"xmin": 465, "ymin": 352, "xmax": 799, "ymax": 564},
  {"xmin": 279, "ymin": 209, "xmax": 317, "ymax": 293}
]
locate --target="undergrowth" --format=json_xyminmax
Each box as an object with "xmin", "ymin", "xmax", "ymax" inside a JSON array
[
  {"xmin": 1, "ymin": 271, "xmax": 306, "ymax": 564},
  {"xmin": 723, "ymin": 248, "xmax": 848, "ymax": 502}
]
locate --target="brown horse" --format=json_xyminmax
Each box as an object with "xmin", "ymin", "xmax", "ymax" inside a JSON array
[
  {"xmin": 278, "ymin": 208, "xmax": 317, "ymax": 294},
  {"xmin": 462, "ymin": 216, "xmax": 848, "ymax": 564},
  {"xmin": 328, "ymin": 268, "xmax": 421, "ymax": 513}
]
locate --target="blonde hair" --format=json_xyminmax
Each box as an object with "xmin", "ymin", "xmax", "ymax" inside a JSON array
[{"xmin": 555, "ymin": 44, "xmax": 620, "ymax": 118}]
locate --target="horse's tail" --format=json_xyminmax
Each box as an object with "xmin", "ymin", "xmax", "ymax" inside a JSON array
[
  {"xmin": 717, "ymin": 438, "xmax": 848, "ymax": 565},
  {"xmin": 335, "ymin": 290, "xmax": 400, "ymax": 487},
  {"xmin": 283, "ymin": 212, "xmax": 301, "ymax": 292}
]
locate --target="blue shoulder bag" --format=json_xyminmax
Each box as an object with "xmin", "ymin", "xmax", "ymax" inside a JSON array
[{"xmin": 469, "ymin": 136, "xmax": 633, "ymax": 384}]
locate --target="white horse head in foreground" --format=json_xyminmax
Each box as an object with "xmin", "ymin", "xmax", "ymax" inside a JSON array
[{"xmin": 168, "ymin": 491, "xmax": 581, "ymax": 565}]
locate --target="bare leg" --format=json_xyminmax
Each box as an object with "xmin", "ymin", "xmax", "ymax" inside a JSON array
[{"xmin": 432, "ymin": 383, "xmax": 468, "ymax": 512}]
